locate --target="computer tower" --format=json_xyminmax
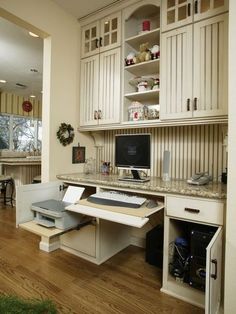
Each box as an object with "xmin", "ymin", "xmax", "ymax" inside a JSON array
[
  {"xmin": 189, "ymin": 227, "xmax": 215, "ymax": 291},
  {"xmin": 146, "ymin": 225, "xmax": 163, "ymax": 268}
]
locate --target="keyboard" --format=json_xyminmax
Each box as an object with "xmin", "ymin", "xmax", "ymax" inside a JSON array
[{"xmin": 87, "ymin": 191, "xmax": 147, "ymax": 208}]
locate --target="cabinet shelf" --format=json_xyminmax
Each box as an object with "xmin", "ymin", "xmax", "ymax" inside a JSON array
[
  {"xmin": 124, "ymin": 59, "xmax": 160, "ymax": 76},
  {"xmin": 125, "ymin": 28, "xmax": 160, "ymax": 50},
  {"xmin": 124, "ymin": 89, "xmax": 159, "ymax": 102}
]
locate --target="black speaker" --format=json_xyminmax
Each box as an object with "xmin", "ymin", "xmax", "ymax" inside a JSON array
[
  {"xmin": 146, "ymin": 225, "xmax": 164, "ymax": 268},
  {"xmin": 189, "ymin": 227, "xmax": 216, "ymax": 291}
]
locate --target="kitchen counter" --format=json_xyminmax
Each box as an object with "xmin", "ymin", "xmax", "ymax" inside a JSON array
[
  {"xmin": 56, "ymin": 173, "xmax": 227, "ymax": 200},
  {"xmin": 0, "ymin": 157, "xmax": 41, "ymax": 165}
]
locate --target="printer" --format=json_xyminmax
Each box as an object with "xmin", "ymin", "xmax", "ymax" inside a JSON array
[{"xmin": 31, "ymin": 186, "xmax": 84, "ymax": 230}]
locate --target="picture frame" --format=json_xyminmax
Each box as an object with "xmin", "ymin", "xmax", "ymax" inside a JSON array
[{"xmin": 72, "ymin": 146, "xmax": 85, "ymax": 164}]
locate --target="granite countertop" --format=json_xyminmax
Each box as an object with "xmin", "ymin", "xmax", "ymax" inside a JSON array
[
  {"xmin": 56, "ymin": 173, "xmax": 227, "ymax": 200},
  {"xmin": 0, "ymin": 157, "xmax": 41, "ymax": 165}
]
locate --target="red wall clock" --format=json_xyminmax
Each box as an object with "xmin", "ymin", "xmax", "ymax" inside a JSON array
[{"xmin": 22, "ymin": 100, "xmax": 33, "ymax": 112}]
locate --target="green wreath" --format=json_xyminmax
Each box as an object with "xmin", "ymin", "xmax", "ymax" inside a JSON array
[{"xmin": 56, "ymin": 123, "xmax": 74, "ymax": 146}]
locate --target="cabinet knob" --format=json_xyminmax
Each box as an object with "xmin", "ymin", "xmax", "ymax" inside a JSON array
[
  {"xmin": 194, "ymin": 97, "xmax": 198, "ymax": 110},
  {"xmin": 187, "ymin": 98, "xmax": 191, "ymax": 111},
  {"xmin": 188, "ymin": 3, "xmax": 191, "ymax": 17},
  {"xmin": 184, "ymin": 207, "xmax": 200, "ymax": 214},
  {"xmin": 194, "ymin": 0, "xmax": 198, "ymax": 14},
  {"xmin": 94, "ymin": 110, "xmax": 98, "ymax": 120},
  {"xmin": 211, "ymin": 259, "xmax": 218, "ymax": 280},
  {"xmin": 98, "ymin": 110, "xmax": 102, "ymax": 119}
]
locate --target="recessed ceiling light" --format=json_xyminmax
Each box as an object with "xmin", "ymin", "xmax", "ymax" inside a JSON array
[
  {"xmin": 0, "ymin": 80, "xmax": 7, "ymax": 83},
  {"xmin": 29, "ymin": 32, "xmax": 39, "ymax": 38},
  {"xmin": 30, "ymin": 95, "xmax": 36, "ymax": 98}
]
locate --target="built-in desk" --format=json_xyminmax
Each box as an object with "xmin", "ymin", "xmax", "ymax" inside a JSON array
[{"xmin": 16, "ymin": 174, "xmax": 226, "ymax": 313}]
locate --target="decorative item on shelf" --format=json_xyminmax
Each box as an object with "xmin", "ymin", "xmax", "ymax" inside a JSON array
[
  {"xmin": 101, "ymin": 161, "xmax": 112, "ymax": 175},
  {"xmin": 129, "ymin": 76, "xmax": 154, "ymax": 92},
  {"xmin": 56, "ymin": 123, "xmax": 74, "ymax": 146},
  {"xmin": 128, "ymin": 101, "xmax": 147, "ymax": 121},
  {"xmin": 125, "ymin": 51, "xmax": 136, "ymax": 66},
  {"xmin": 150, "ymin": 45, "xmax": 160, "ymax": 60},
  {"xmin": 148, "ymin": 105, "xmax": 160, "ymax": 120},
  {"xmin": 136, "ymin": 42, "xmax": 151, "ymax": 63},
  {"xmin": 72, "ymin": 144, "xmax": 85, "ymax": 164},
  {"xmin": 138, "ymin": 20, "xmax": 151, "ymax": 35},
  {"xmin": 152, "ymin": 78, "xmax": 160, "ymax": 90},
  {"xmin": 83, "ymin": 157, "xmax": 95, "ymax": 174},
  {"xmin": 22, "ymin": 100, "xmax": 33, "ymax": 113}
]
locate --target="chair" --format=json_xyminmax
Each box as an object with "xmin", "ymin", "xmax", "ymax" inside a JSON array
[{"xmin": 0, "ymin": 176, "xmax": 14, "ymax": 206}]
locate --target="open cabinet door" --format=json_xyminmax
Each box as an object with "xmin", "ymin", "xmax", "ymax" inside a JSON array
[
  {"xmin": 205, "ymin": 227, "xmax": 223, "ymax": 314},
  {"xmin": 16, "ymin": 181, "xmax": 64, "ymax": 226}
]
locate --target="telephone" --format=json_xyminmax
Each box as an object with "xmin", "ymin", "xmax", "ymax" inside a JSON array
[{"xmin": 187, "ymin": 172, "xmax": 212, "ymax": 186}]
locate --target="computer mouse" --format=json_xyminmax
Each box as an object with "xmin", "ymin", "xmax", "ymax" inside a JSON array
[{"xmin": 147, "ymin": 200, "xmax": 158, "ymax": 209}]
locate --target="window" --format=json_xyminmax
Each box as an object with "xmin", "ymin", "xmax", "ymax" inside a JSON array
[{"xmin": 0, "ymin": 114, "xmax": 41, "ymax": 151}]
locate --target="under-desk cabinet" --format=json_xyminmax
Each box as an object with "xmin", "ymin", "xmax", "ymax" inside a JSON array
[{"xmin": 162, "ymin": 195, "xmax": 224, "ymax": 314}]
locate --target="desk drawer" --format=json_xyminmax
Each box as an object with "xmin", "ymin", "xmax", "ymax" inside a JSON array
[{"xmin": 166, "ymin": 196, "xmax": 224, "ymax": 225}]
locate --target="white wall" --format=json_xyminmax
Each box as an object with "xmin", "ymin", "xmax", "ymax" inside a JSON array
[
  {"xmin": 0, "ymin": 0, "xmax": 95, "ymax": 181},
  {"xmin": 224, "ymin": 1, "xmax": 236, "ymax": 312}
]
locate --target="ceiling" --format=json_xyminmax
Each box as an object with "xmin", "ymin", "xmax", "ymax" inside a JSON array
[{"xmin": 0, "ymin": 1, "xmax": 118, "ymax": 99}]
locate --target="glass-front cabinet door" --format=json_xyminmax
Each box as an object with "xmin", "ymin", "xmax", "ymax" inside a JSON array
[
  {"xmin": 81, "ymin": 21, "xmax": 100, "ymax": 58},
  {"xmin": 194, "ymin": 0, "xmax": 228, "ymax": 21},
  {"xmin": 99, "ymin": 12, "xmax": 121, "ymax": 53},
  {"xmin": 162, "ymin": 0, "xmax": 192, "ymax": 32}
]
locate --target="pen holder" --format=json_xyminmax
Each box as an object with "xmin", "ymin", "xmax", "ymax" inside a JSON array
[{"xmin": 101, "ymin": 162, "xmax": 113, "ymax": 175}]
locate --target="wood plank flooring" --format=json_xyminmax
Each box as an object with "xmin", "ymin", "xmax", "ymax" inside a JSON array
[{"xmin": 0, "ymin": 204, "xmax": 204, "ymax": 314}]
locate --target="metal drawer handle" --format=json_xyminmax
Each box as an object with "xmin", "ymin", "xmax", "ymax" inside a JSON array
[
  {"xmin": 187, "ymin": 98, "xmax": 190, "ymax": 111},
  {"xmin": 184, "ymin": 207, "xmax": 200, "ymax": 214},
  {"xmin": 211, "ymin": 259, "xmax": 217, "ymax": 280},
  {"xmin": 188, "ymin": 3, "xmax": 191, "ymax": 17}
]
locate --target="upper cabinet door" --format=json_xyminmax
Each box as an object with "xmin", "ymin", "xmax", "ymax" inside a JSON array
[
  {"xmin": 161, "ymin": 0, "xmax": 228, "ymax": 32},
  {"xmin": 193, "ymin": 14, "xmax": 228, "ymax": 118},
  {"xmin": 98, "ymin": 48, "xmax": 121, "ymax": 125},
  {"xmin": 81, "ymin": 21, "xmax": 100, "ymax": 58},
  {"xmin": 161, "ymin": 0, "xmax": 193, "ymax": 32},
  {"xmin": 194, "ymin": 0, "xmax": 228, "ymax": 22},
  {"xmin": 79, "ymin": 55, "xmax": 100, "ymax": 126},
  {"xmin": 100, "ymin": 12, "xmax": 121, "ymax": 53},
  {"xmin": 160, "ymin": 25, "xmax": 193, "ymax": 120}
]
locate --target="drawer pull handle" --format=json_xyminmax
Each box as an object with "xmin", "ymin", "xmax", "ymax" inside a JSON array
[
  {"xmin": 211, "ymin": 259, "xmax": 217, "ymax": 280},
  {"xmin": 184, "ymin": 207, "xmax": 200, "ymax": 214}
]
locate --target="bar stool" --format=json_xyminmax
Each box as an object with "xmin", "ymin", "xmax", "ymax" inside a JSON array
[{"xmin": 0, "ymin": 175, "xmax": 14, "ymax": 207}]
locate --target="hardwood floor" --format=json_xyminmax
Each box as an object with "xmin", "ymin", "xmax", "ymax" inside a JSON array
[{"xmin": 0, "ymin": 204, "xmax": 204, "ymax": 314}]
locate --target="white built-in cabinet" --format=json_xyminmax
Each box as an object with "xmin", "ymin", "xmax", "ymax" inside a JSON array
[
  {"xmin": 162, "ymin": 195, "xmax": 224, "ymax": 314},
  {"xmin": 122, "ymin": 0, "xmax": 161, "ymax": 125},
  {"xmin": 161, "ymin": 0, "xmax": 228, "ymax": 32},
  {"xmin": 80, "ymin": 12, "xmax": 121, "ymax": 127},
  {"xmin": 161, "ymin": 13, "xmax": 228, "ymax": 120}
]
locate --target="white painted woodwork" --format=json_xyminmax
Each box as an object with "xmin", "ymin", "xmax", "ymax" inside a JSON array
[
  {"xmin": 80, "ymin": 55, "xmax": 99, "ymax": 126},
  {"xmin": 161, "ymin": 0, "xmax": 192, "ymax": 32},
  {"xmin": 98, "ymin": 47, "xmax": 121, "ymax": 125},
  {"xmin": 81, "ymin": 20, "xmax": 100, "ymax": 58},
  {"xmin": 160, "ymin": 25, "xmax": 193, "ymax": 120},
  {"xmin": 205, "ymin": 226, "xmax": 223, "ymax": 314},
  {"xmin": 81, "ymin": 12, "xmax": 121, "ymax": 59},
  {"xmin": 166, "ymin": 195, "xmax": 224, "ymax": 225},
  {"xmin": 60, "ymin": 224, "xmax": 96, "ymax": 257},
  {"xmin": 16, "ymin": 181, "xmax": 63, "ymax": 226},
  {"xmin": 161, "ymin": 0, "xmax": 228, "ymax": 32},
  {"xmin": 80, "ymin": 48, "xmax": 120, "ymax": 126},
  {"xmin": 104, "ymin": 124, "xmax": 226, "ymax": 182},
  {"xmin": 194, "ymin": 0, "xmax": 228, "ymax": 22},
  {"xmin": 193, "ymin": 14, "xmax": 228, "ymax": 117},
  {"xmin": 66, "ymin": 203, "xmax": 149, "ymax": 228}
]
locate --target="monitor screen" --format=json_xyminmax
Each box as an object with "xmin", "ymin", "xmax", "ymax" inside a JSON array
[{"xmin": 115, "ymin": 134, "xmax": 151, "ymax": 170}]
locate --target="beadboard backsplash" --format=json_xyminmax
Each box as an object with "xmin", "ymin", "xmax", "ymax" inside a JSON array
[{"xmin": 99, "ymin": 124, "xmax": 227, "ymax": 182}]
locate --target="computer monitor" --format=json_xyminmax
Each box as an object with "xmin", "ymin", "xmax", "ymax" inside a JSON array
[{"xmin": 115, "ymin": 134, "xmax": 151, "ymax": 182}]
